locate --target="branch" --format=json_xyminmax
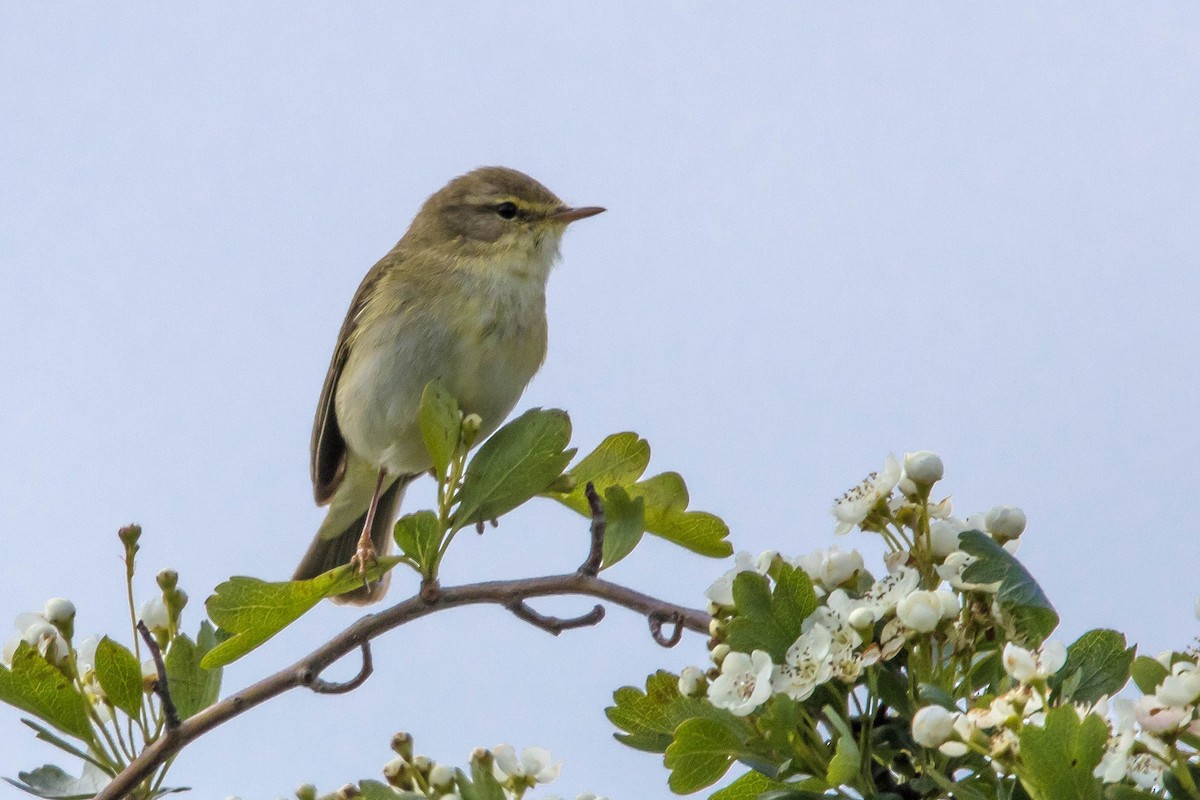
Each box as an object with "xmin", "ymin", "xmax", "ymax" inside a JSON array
[
  {"xmin": 136, "ymin": 621, "xmax": 180, "ymax": 731},
  {"xmin": 94, "ymin": 573, "xmax": 709, "ymax": 800},
  {"xmin": 578, "ymin": 481, "xmax": 605, "ymax": 576}
]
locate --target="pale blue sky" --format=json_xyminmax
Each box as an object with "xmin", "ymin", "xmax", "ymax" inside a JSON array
[{"xmin": 2, "ymin": 4, "xmax": 1198, "ymax": 798}]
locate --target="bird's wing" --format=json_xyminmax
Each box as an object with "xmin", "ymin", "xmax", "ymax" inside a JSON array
[{"xmin": 310, "ymin": 255, "xmax": 394, "ymax": 505}]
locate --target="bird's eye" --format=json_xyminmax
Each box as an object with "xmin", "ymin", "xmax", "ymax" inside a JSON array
[{"xmin": 496, "ymin": 202, "xmax": 518, "ymax": 220}]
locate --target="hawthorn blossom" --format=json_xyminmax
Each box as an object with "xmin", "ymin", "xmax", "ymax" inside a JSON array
[
  {"xmin": 1156, "ymin": 659, "xmax": 1200, "ymax": 707},
  {"xmin": 708, "ymin": 650, "xmax": 773, "ymax": 716},
  {"xmin": 705, "ymin": 551, "xmax": 771, "ymax": 607},
  {"xmin": 491, "ymin": 744, "xmax": 562, "ymax": 786},
  {"xmin": 677, "ymin": 666, "xmax": 706, "ymax": 696},
  {"xmin": 792, "ymin": 546, "xmax": 865, "ymax": 588},
  {"xmin": 832, "ymin": 455, "xmax": 900, "ymax": 535},
  {"xmin": 1095, "ymin": 698, "xmax": 1137, "ymax": 783},
  {"xmin": 912, "ymin": 705, "xmax": 956, "ymax": 748},
  {"xmin": 859, "ymin": 566, "xmax": 921, "ymax": 618},
  {"xmin": 902, "ymin": 451, "xmax": 944, "ymax": 487},
  {"xmin": 1001, "ymin": 641, "xmax": 1066, "ymax": 684},
  {"xmin": 984, "ymin": 506, "xmax": 1027, "ymax": 540},
  {"xmin": 773, "ymin": 626, "xmax": 833, "ymax": 701},
  {"xmin": 897, "ymin": 590, "xmax": 958, "ymax": 633}
]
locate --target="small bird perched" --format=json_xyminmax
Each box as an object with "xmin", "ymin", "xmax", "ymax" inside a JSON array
[{"xmin": 293, "ymin": 167, "xmax": 604, "ymax": 604}]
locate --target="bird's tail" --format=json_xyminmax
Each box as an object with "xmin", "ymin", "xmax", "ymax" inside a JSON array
[{"xmin": 294, "ymin": 464, "xmax": 417, "ymax": 606}]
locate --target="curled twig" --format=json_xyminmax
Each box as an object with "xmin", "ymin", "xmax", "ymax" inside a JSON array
[
  {"xmin": 648, "ymin": 610, "xmax": 685, "ymax": 648},
  {"xmin": 579, "ymin": 481, "xmax": 605, "ymax": 577},
  {"xmin": 504, "ymin": 600, "xmax": 606, "ymax": 635},
  {"xmin": 136, "ymin": 621, "xmax": 180, "ymax": 731},
  {"xmin": 304, "ymin": 642, "xmax": 374, "ymax": 695}
]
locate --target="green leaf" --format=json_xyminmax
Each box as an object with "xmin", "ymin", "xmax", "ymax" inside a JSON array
[
  {"xmin": 562, "ymin": 432, "xmax": 651, "ymax": 505},
  {"xmin": 164, "ymin": 622, "xmax": 222, "ymax": 719},
  {"xmin": 454, "ymin": 408, "xmax": 575, "ymax": 529},
  {"xmin": 93, "ymin": 637, "xmax": 142, "ymax": 719},
  {"xmin": 18, "ymin": 720, "xmax": 111, "ymax": 775},
  {"xmin": 725, "ymin": 566, "xmax": 819, "ymax": 662},
  {"xmin": 1018, "ymin": 705, "xmax": 1107, "ymax": 800},
  {"xmin": 606, "ymin": 671, "xmax": 743, "ymax": 753},
  {"xmin": 960, "ymin": 530, "xmax": 1058, "ymax": 644},
  {"xmin": 419, "ymin": 380, "xmax": 462, "ymax": 479},
  {"xmin": 1050, "ymin": 629, "xmax": 1135, "ymax": 704},
  {"xmin": 710, "ymin": 770, "xmax": 791, "ymax": 800},
  {"xmin": 4, "ymin": 764, "xmax": 112, "ymax": 799},
  {"xmin": 1103, "ymin": 786, "xmax": 1161, "ymax": 800},
  {"xmin": 1130, "ymin": 655, "xmax": 1169, "ymax": 694},
  {"xmin": 825, "ymin": 734, "xmax": 860, "ymax": 787},
  {"xmin": 600, "ymin": 486, "xmax": 646, "ymax": 568},
  {"xmin": 202, "ymin": 560, "xmax": 400, "ymax": 668},
  {"xmin": 393, "ymin": 510, "xmax": 442, "ymax": 570},
  {"xmin": 548, "ymin": 437, "xmax": 732, "ymax": 559},
  {"xmin": 0, "ymin": 645, "xmax": 92, "ymax": 742},
  {"xmin": 665, "ymin": 718, "xmax": 743, "ymax": 794},
  {"xmin": 456, "ymin": 761, "xmax": 507, "ymax": 800}
]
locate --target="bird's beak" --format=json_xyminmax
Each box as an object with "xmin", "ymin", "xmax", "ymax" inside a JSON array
[{"xmin": 549, "ymin": 205, "xmax": 606, "ymax": 224}]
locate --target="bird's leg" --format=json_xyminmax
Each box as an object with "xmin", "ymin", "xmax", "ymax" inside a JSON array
[{"xmin": 351, "ymin": 467, "xmax": 388, "ymax": 578}]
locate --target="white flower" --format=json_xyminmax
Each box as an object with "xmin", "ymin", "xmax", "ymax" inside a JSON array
[
  {"xmin": 20, "ymin": 620, "xmax": 69, "ymax": 664},
  {"xmin": 984, "ymin": 506, "xmax": 1026, "ymax": 540},
  {"xmin": 1134, "ymin": 695, "xmax": 1194, "ymax": 734},
  {"xmin": 428, "ymin": 764, "xmax": 454, "ymax": 789},
  {"xmin": 860, "ymin": 566, "xmax": 921, "ymax": 617},
  {"xmin": 832, "ymin": 455, "xmax": 901, "ymax": 535},
  {"xmin": 491, "ymin": 744, "xmax": 561, "ymax": 785},
  {"xmin": 705, "ymin": 552, "xmax": 768, "ymax": 607},
  {"xmin": 1095, "ymin": 698, "xmax": 1136, "ymax": 783},
  {"xmin": 708, "ymin": 650, "xmax": 773, "ymax": 716},
  {"xmin": 42, "ymin": 598, "xmax": 75, "ymax": 624},
  {"xmin": 902, "ymin": 451, "xmax": 944, "ymax": 487},
  {"xmin": 791, "ymin": 547, "xmax": 864, "ymax": 588},
  {"xmin": 912, "ymin": 705, "xmax": 956, "ymax": 748},
  {"xmin": 678, "ymin": 666, "xmax": 706, "ymax": 696},
  {"xmin": 847, "ymin": 607, "xmax": 875, "ymax": 629},
  {"xmin": 896, "ymin": 590, "xmax": 957, "ymax": 633},
  {"xmin": 1129, "ymin": 753, "xmax": 1166, "ymax": 791},
  {"xmin": 139, "ymin": 597, "xmax": 169, "ymax": 633},
  {"xmin": 1002, "ymin": 641, "xmax": 1066, "ymax": 684},
  {"xmin": 772, "ymin": 626, "xmax": 833, "ymax": 701},
  {"xmin": 1156, "ymin": 660, "xmax": 1200, "ymax": 707}
]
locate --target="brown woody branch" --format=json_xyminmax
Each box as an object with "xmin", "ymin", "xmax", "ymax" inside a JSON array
[{"xmin": 94, "ymin": 573, "xmax": 709, "ymax": 800}]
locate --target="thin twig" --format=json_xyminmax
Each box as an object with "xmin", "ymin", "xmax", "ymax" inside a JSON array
[
  {"xmin": 136, "ymin": 622, "xmax": 180, "ymax": 731},
  {"xmin": 305, "ymin": 642, "xmax": 374, "ymax": 695},
  {"xmin": 648, "ymin": 610, "xmax": 685, "ymax": 648},
  {"xmin": 504, "ymin": 599, "xmax": 606, "ymax": 635},
  {"xmin": 94, "ymin": 572, "xmax": 708, "ymax": 800},
  {"xmin": 579, "ymin": 482, "xmax": 605, "ymax": 577}
]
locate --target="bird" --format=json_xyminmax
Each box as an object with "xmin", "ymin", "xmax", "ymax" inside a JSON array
[{"xmin": 293, "ymin": 167, "xmax": 604, "ymax": 604}]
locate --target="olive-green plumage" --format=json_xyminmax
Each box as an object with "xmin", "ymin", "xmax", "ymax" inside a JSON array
[{"xmin": 294, "ymin": 167, "xmax": 604, "ymax": 604}]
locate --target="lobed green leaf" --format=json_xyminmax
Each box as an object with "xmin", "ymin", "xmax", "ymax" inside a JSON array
[
  {"xmin": 1018, "ymin": 705, "xmax": 1107, "ymax": 800},
  {"xmin": 724, "ymin": 566, "xmax": 818, "ymax": 662},
  {"xmin": 1050, "ymin": 629, "xmax": 1135, "ymax": 704},
  {"xmin": 164, "ymin": 621, "xmax": 222, "ymax": 719},
  {"xmin": 606, "ymin": 671, "xmax": 743, "ymax": 754},
  {"xmin": 664, "ymin": 718, "xmax": 743, "ymax": 794},
  {"xmin": 393, "ymin": 510, "xmax": 442, "ymax": 571},
  {"xmin": 599, "ymin": 486, "xmax": 646, "ymax": 568},
  {"xmin": 202, "ymin": 560, "xmax": 400, "ymax": 668}
]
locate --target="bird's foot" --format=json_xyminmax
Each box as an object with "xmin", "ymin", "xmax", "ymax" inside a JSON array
[
  {"xmin": 350, "ymin": 528, "xmax": 377, "ymax": 578},
  {"xmin": 474, "ymin": 518, "xmax": 499, "ymax": 535}
]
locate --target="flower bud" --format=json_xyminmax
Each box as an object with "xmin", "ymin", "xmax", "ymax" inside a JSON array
[
  {"xmin": 461, "ymin": 414, "xmax": 483, "ymax": 448},
  {"xmin": 382, "ymin": 757, "xmax": 412, "ymax": 790},
  {"xmin": 390, "ymin": 731, "xmax": 413, "ymax": 759},
  {"xmin": 912, "ymin": 705, "xmax": 956, "ymax": 748},
  {"xmin": 707, "ymin": 618, "xmax": 724, "ymax": 638},
  {"xmin": 469, "ymin": 747, "xmax": 492, "ymax": 770},
  {"xmin": 334, "ymin": 784, "xmax": 360, "ymax": 800},
  {"xmin": 156, "ymin": 569, "xmax": 179, "ymax": 592},
  {"xmin": 428, "ymin": 764, "xmax": 454, "ymax": 790},
  {"xmin": 897, "ymin": 591, "xmax": 944, "ymax": 633},
  {"xmin": 709, "ymin": 643, "xmax": 730, "ymax": 666},
  {"xmin": 985, "ymin": 506, "xmax": 1026, "ymax": 541},
  {"xmin": 118, "ymin": 524, "xmax": 142, "ymax": 552},
  {"xmin": 903, "ymin": 451, "xmax": 944, "ymax": 487},
  {"xmin": 294, "ymin": 784, "xmax": 317, "ymax": 800},
  {"xmin": 139, "ymin": 598, "xmax": 169, "ymax": 634},
  {"xmin": 411, "ymin": 755, "xmax": 432, "ymax": 775},
  {"xmin": 848, "ymin": 607, "xmax": 875, "ymax": 629},
  {"xmin": 43, "ymin": 598, "xmax": 75, "ymax": 624},
  {"xmin": 678, "ymin": 666, "xmax": 705, "ymax": 695}
]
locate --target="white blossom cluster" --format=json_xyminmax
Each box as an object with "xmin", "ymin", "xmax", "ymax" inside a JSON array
[{"xmin": 694, "ymin": 451, "xmax": 1029, "ymax": 718}]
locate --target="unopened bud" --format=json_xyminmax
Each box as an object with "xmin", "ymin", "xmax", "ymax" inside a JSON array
[
  {"xmin": 411, "ymin": 755, "xmax": 432, "ymax": 775},
  {"xmin": 294, "ymin": 784, "xmax": 317, "ymax": 800},
  {"xmin": 428, "ymin": 764, "xmax": 454, "ymax": 790},
  {"xmin": 118, "ymin": 524, "xmax": 142, "ymax": 552},
  {"xmin": 460, "ymin": 414, "xmax": 483, "ymax": 448},
  {"xmin": 382, "ymin": 757, "xmax": 412, "ymax": 790},
  {"xmin": 848, "ymin": 607, "xmax": 875, "ymax": 629},
  {"xmin": 469, "ymin": 747, "xmax": 492, "ymax": 770},
  {"xmin": 984, "ymin": 506, "xmax": 1026, "ymax": 541},
  {"xmin": 678, "ymin": 666, "xmax": 705, "ymax": 695},
  {"xmin": 334, "ymin": 784, "xmax": 360, "ymax": 800},
  {"xmin": 903, "ymin": 451, "xmax": 944, "ymax": 487},
  {"xmin": 710, "ymin": 643, "xmax": 730, "ymax": 666},
  {"xmin": 43, "ymin": 599, "xmax": 76, "ymax": 638},
  {"xmin": 156, "ymin": 569, "xmax": 179, "ymax": 592},
  {"xmin": 390, "ymin": 731, "xmax": 413, "ymax": 760},
  {"xmin": 708, "ymin": 618, "xmax": 724, "ymax": 638}
]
